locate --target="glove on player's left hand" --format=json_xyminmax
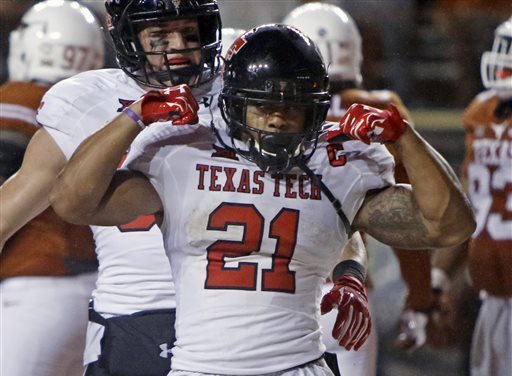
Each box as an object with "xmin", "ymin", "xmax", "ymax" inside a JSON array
[
  {"xmin": 320, "ymin": 275, "xmax": 371, "ymax": 351},
  {"xmin": 327, "ymin": 103, "xmax": 407, "ymax": 144}
]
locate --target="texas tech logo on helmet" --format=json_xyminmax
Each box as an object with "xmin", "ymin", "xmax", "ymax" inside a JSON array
[{"xmin": 226, "ymin": 36, "xmax": 247, "ymax": 61}]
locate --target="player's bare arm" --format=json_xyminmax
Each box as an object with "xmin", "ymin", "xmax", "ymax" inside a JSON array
[
  {"xmin": 330, "ymin": 104, "xmax": 476, "ymax": 249},
  {"xmin": 338, "ymin": 231, "xmax": 367, "ymax": 269},
  {"xmin": 50, "ymin": 84, "xmax": 199, "ymax": 226},
  {"xmin": 49, "ymin": 101, "xmax": 162, "ymax": 226},
  {"xmin": 354, "ymin": 184, "xmax": 432, "ymax": 248},
  {"xmin": 0, "ymin": 129, "xmax": 66, "ymax": 250}
]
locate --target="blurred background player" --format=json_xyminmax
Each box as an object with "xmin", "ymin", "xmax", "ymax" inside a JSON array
[
  {"xmin": 427, "ymin": 15, "xmax": 512, "ymax": 376},
  {"xmin": 283, "ymin": 3, "xmax": 438, "ymax": 374},
  {"xmin": 0, "ymin": 1, "xmax": 104, "ymax": 375}
]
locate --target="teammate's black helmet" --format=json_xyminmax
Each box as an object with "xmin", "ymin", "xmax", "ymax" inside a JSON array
[
  {"xmin": 105, "ymin": 0, "xmax": 221, "ymax": 88},
  {"xmin": 218, "ymin": 24, "xmax": 331, "ymax": 174}
]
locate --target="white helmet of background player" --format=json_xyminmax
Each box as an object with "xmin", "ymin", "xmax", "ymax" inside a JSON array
[
  {"xmin": 221, "ymin": 28, "xmax": 246, "ymax": 57},
  {"xmin": 8, "ymin": 0, "xmax": 105, "ymax": 84},
  {"xmin": 283, "ymin": 2, "xmax": 362, "ymax": 88},
  {"xmin": 481, "ymin": 16, "xmax": 512, "ymax": 98}
]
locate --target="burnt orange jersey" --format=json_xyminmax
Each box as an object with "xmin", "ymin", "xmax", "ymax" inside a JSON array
[
  {"xmin": 463, "ymin": 90, "xmax": 512, "ymax": 296},
  {"xmin": 0, "ymin": 81, "xmax": 97, "ymax": 278},
  {"xmin": 327, "ymin": 88, "xmax": 433, "ymax": 309}
]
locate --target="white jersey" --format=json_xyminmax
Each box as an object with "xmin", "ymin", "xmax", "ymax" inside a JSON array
[
  {"xmin": 37, "ymin": 68, "xmax": 220, "ymax": 315},
  {"xmin": 126, "ymin": 122, "xmax": 395, "ymax": 374}
]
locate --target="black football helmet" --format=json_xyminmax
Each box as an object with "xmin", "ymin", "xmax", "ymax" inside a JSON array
[
  {"xmin": 218, "ymin": 24, "xmax": 331, "ymax": 174},
  {"xmin": 105, "ymin": 0, "xmax": 221, "ymax": 88}
]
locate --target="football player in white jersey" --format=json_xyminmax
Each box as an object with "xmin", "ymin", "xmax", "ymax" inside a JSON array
[
  {"xmin": 0, "ymin": 2, "xmax": 103, "ymax": 375},
  {"xmin": 0, "ymin": 0, "xmax": 223, "ymax": 375},
  {"xmin": 50, "ymin": 24, "xmax": 475, "ymax": 376},
  {"xmin": 283, "ymin": 3, "xmax": 442, "ymax": 373}
]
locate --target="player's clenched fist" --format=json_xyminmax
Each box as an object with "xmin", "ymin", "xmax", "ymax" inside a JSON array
[
  {"xmin": 327, "ymin": 103, "xmax": 407, "ymax": 144},
  {"xmin": 141, "ymin": 84, "xmax": 199, "ymax": 126},
  {"xmin": 320, "ymin": 275, "xmax": 371, "ymax": 351}
]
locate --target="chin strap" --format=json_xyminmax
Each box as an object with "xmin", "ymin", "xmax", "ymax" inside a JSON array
[{"xmin": 297, "ymin": 160, "xmax": 353, "ymax": 237}]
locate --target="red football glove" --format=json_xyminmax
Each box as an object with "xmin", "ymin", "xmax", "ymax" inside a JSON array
[
  {"xmin": 326, "ymin": 103, "xmax": 407, "ymax": 144},
  {"xmin": 140, "ymin": 84, "xmax": 199, "ymax": 126},
  {"xmin": 320, "ymin": 275, "xmax": 371, "ymax": 351}
]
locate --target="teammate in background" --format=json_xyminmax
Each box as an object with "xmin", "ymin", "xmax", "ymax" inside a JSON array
[
  {"xmin": 49, "ymin": 24, "xmax": 474, "ymax": 375},
  {"xmin": 0, "ymin": 2, "xmax": 103, "ymax": 375},
  {"xmin": 427, "ymin": 16, "xmax": 512, "ymax": 376},
  {"xmin": 283, "ymin": 3, "xmax": 439, "ymax": 374},
  {"xmin": 0, "ymin": 1, "xmax": 223, "ymax": 375}
]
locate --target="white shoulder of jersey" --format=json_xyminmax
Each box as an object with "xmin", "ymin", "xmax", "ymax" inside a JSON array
[
  {"xmin": 124, "ymin": 124, "xmax": 215, "ymax": 204},
  {"xmin": 37, "ymin": 68, "xmax": 142, "ymax": 130},
  {"xmin": 36, "ymin": 68, "xmax": 145, "ymax": 159},
  {"xmin": 317, "ymin": 120, "xmax": 396, "ymax": 185},
  {"xmin": 322, "ymin": 122, "xmax": 394, "ymax": 159}
]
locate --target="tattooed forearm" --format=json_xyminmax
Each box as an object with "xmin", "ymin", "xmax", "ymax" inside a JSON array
[{"xmin": 355, "ymin": 185, "xmax": 434, "ymax": 248}]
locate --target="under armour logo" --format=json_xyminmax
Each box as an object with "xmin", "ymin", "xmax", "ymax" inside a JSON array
[{"xmin": 159, "ymin": 343, "xmax": 172, "ymax": 359}]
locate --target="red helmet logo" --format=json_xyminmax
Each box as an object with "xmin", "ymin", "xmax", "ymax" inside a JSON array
[{"xmin": 226, "ymin": 36, "xmax": 247, "ymax": 61}]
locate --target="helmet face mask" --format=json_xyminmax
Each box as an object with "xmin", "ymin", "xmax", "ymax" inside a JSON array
[
  {"xmin": 218, "ymin": 24, "xmax": 331, "ymax": 174},
  {"xmin": 106, "ymin": 0, "xmax": 222, "ymax": 88},
  {"xmin": 8, "ymin": 0, "xmax": 105, "ymax": 84},
  {"xmin": 481, "ymin": 17, "xmax": 512, "ymax": 98},
  {"xmin": 221, "ymin": 96, "xmax": 325, "ymax": 173}
]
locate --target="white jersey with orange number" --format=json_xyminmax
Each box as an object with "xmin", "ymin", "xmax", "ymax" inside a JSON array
[
  {"xmin": 125, "ymin": 122, "xmax": 395, "ymax": 375},
  {"xmin": 36, "ymin": 68, "xmax": 221, "ymax": 316}
]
